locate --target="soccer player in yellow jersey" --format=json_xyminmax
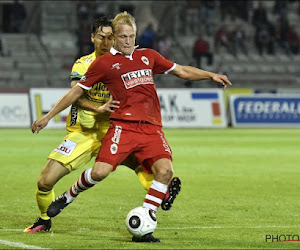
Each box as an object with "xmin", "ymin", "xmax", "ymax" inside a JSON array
[{"xmin": 24, "ymin": 16, "xmax": 154, "ymax": 233}]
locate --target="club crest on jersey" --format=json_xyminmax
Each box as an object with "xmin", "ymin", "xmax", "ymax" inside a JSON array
[
  {"xmin": 111, "ymin": 63, "xmax": 122, "ymax": 70},
  {"xmin": 141, "ymin": 56, "xmax": 149, "ymax": 65},
  {"xmin": 110, "ymin": 143, "xmax": 118, "ymax": 154},
  {"xmin": 80, "ymin": 75, "xmax": 87, "ymax": 82},
  {"xmin": 84, "ymin": 58, "xmax": 93, "ymax": 63}
]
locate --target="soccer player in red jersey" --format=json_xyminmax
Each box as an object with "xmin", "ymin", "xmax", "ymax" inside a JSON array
[{"xmin": 32, "ymin": 12, "xmax": 231, "ymax": 242}]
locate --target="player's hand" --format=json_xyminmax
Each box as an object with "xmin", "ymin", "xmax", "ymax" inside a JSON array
[
  {"xmin": 212, "ymin": 74, "xmax": 232, "ymax": 90},
  {"xmin": 31, "ymin": 116, "xmax": 49, "ymax": 134},
  {"xmin": 95, "ymin": 96, "xmax": 120, "ymax": 113}
]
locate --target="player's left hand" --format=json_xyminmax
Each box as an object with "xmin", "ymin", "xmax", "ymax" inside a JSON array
[
  {"xmin": 31, "ymin": 116, "xmax": 49, "ymax": 134},
  {"xmin": 95, "ymin": 95, "xmax": 120, "ymax": 113},
  {"xmin": 212, "ymin": 74, "xmax": 232, "ymax": 90}
]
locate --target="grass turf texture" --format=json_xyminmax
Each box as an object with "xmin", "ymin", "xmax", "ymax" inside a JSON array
[{"xmin": 0, "ymin": 128, "xmax": 299, "ymax": 249}]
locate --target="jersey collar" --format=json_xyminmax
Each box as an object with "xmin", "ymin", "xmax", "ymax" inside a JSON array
[{"xmin": 110, "ymin": 45, "xmax": 139, "ymax": 60}]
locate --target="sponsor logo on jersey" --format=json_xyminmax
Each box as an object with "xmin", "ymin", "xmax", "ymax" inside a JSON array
[
  {"xmin": 141, "ymin": 56, "xmax": 149, "ymax": 65},
  {"xmin": 111, "ymin": 125, "xmax": 122, "ymax": 144},
  {"xmin": 121, "ymin": 69, "xmax": 154, "ymax": 89},
  {"xmin": 85, "ymin": 82, "xmax": 111, "ymax": 101},
  {"xmin": 70, "ymin": 105, "xmax": 78, "ymax": 126},
  {"xmin": 157, "ymin": 130, "xmax": 171, "ymax": 154},
  {"xmin": 111, "ymin": 62, "xmax": 122, "ymax": 70},
  {"xmin": 71, "ymin": 72, "xmax": 79, "ymax": 76},
  {"xmin": 54, "ymin": 139, "xmax": 77, "ymax": 156},
  {"xmin": 110, "ymin": 125, "xmax": 122, "ymax": 154}
]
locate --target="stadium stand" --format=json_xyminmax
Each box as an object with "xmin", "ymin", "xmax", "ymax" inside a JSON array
[{"xmin": 0, "ymin": 0, "xmax": 299, "ymax": 90}]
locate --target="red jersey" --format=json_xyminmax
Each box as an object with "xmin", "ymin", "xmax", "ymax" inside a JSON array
[{"xmin": 77, "ymin": 47, "xmax": 175, "ymax": 126}]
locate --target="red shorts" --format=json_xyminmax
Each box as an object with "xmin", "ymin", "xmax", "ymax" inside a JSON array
[{"xmin": 96, "ymin": 120, "xmax": 172, "ymax": 174}]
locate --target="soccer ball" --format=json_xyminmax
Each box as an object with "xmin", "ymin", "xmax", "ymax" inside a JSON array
[{"xmin": 126, "ymin": 206, "xmax": 157, "ymax": 238}]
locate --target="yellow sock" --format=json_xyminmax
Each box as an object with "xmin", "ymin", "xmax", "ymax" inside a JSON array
[
  {"xmin": 36, "ymin": 188, "xmax": 55, "ymax": 220},
  {"xmin": 135, "ymin": 166, "xmax": 154, "ymax": 191}
]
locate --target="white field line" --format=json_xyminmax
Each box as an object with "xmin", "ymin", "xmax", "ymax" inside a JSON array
[
  {"xmin": 1, "ymin": 225, "xmax": 298, "ymax": 233},
  {"xmin": 0, "ymin": 239, "xmax": 51, "ymax": 249},
  {"xmin": 157, "ymin": 225, "xmax": 300, "ymax": 230}
]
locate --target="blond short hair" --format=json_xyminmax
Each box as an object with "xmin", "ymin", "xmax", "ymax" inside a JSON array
[{"xmin": 112, "ymin": 11, "xmax": 137, "ymax": 34}]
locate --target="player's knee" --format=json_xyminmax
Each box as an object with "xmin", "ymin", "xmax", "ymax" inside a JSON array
[
  {"xmin": 162, "ymin": 167, "xmax": 174, "ymax": 180},
  {"xmin": 154, "ymin": 166, "xmax": 173, "ymax": 182},
  {"xmin": 37, "ymin": 176, "xmax": 53, "ymax": 192},
  {"xmin": 91, "ymin": 166, "xmax": 112, "ymax": 181}
]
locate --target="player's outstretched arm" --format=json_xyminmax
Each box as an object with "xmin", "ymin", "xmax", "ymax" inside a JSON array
[
  {"xmin": 170, "ymin": 64, "xmax": 232, "ymax": 90},
  {"xmin": 31, "ymin": 85, "xmax": 84, "ymax": 133}
]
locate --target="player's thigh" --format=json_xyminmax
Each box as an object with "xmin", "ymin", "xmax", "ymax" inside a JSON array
[
  {"xmin": 48, "ymin": 132, "xmax": 101, "ymax": 172},
  {"xmin": 135, "ymin": 126, "xmax": 172, "ymax": 174},
  {"xmin": 38, "ymin": 159, "xmax": 70, "ymax": 189},
  {"xmin": 96, "ymin": 125, "xmax": 137, "ymax": 168}
]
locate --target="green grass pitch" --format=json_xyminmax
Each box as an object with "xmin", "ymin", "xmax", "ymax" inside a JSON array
[{"xmin": 0, "ymin": 128, "xmax": 300, "ymax": 249}]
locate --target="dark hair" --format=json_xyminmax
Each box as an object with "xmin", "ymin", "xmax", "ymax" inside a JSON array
[{"xmin": 92, "ymin": 16, "xmax": 113, "ymax": 34}]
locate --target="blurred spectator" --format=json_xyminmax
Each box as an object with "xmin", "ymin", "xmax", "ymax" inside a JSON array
[
  {"xmin": 77, "ymin": 2, "xmax": 89, "ymax": 23},
  {"xmin": 232, "ymin": 24, "xmax": 248, "ymax": 56},
  {"xmin": 274, "ymin": 14, "xmax": 292, "ymax": 55},
  {"xmin": 193, "ymin": 35, "xmax": 213, "ymax": 68},
  {"xmin": 9, "ymin": 0, "xmax": 27, "ymax": 33},
  {"xmin": 200, "ymin": 0, "xmax": 217, "ymax": 36},
  {"xmin": 286, "ymin": 25, "xmax": 299, "ymax": 54},
  {"xmin": 215, "ymin": 25, "xmax": 233, "ymax": 54},
  {"xmin": 220, "ymin": 0, "xmax": 236, "ymax": 21},
  {"xmin": 216, "ymin": 61, "xmax": 228, "ymax": 76},
  {"xmin": 254, "ymin": 21, "xmax": 275, "ymax": 55},
  {"xmin": 185, "ymin": 1, "xmax": 201, "ymax": 34},
  {"xmin": 119, "ymin": 4, "xmax": 135, "ymax": 16},
  {"xmin": 273, "ymin": 0, "xmax": 289, "ymax": 16},
  {"xmin": 0, "ymin": 32, "xmax": 3, "ymax": 56},
  {"xmin": 251, "ymin": 2, "xmax": 268, "ymax": 28},
  {"xmin": 93, "ymin": 2, "xmax": 108, "ymax": 19},
  {"xmin": 157, "ymin": 34, "xmax": 171, "ymax": 60},
  {"xmin": 139, "ymin": 23, "xmax": 156, "ymax": 49},
  {"xmin": 232, "ymin": 0, "xmax": 250, "ymax": 22},
  {"xmin": 76, "ymin": 20, "xmax": 93, "ymax": 58}
]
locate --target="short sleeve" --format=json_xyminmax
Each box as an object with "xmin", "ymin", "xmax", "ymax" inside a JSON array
[
  {"xmin": 71, "ymin": 59, "xmax": 85, "ymax": 80},
  {"xmin": 151, "ymin": 49, "xmax": 175, "ymax": 75},
  {"xmin": 77, "ymin": 57, "xmax": 106, "ymax": 90}
]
